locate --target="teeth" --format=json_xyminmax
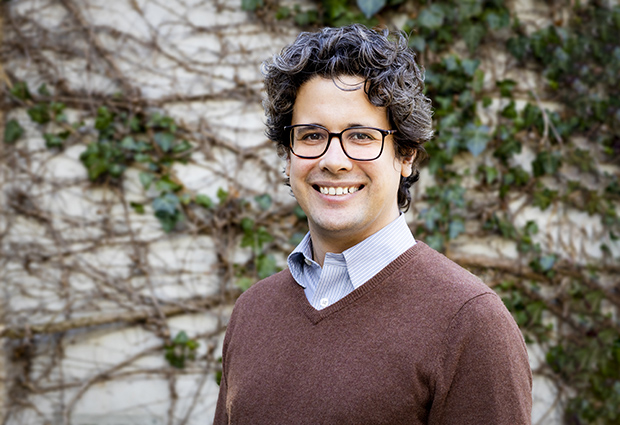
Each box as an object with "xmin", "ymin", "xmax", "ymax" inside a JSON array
[{"xmin": 318, "ymin": 186, "xmax": 360, "ymax": 196}]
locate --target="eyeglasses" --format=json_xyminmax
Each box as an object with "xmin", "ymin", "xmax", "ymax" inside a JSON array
[{"xmin": 284, "ymin": 124, "xmax": 396, "ymax": 161}]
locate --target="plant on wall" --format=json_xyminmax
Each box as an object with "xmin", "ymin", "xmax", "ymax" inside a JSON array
[{"xmin": 240, "ymin": 0, "xmax": 620, "ymax": 423}]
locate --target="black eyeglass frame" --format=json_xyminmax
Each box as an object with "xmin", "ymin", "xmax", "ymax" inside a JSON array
[{"xmin": 283, "ymin": 124, "xmax": 396, "ymax": 161}]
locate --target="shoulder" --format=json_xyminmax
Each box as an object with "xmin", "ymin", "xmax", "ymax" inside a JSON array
[
  {"xmin": 393, "ymin": 242, "xmax": 496, "ymax": 312},
  {"xmin": 236, "ymin": 268, "xmax": 294, "ymax": 304},
  {"xmin": 228, "ymin": 269, "xmax": 298, "ymax": 322}
]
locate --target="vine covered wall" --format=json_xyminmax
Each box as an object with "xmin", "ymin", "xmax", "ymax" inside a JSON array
[{"xmin": 1, "ymin": 0, "xmax": 619, "ymax": 424}]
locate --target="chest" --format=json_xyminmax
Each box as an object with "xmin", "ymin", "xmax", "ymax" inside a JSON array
[{"xmin": 224, "ymin": 304, "xmax": 440, "ymax": 425}]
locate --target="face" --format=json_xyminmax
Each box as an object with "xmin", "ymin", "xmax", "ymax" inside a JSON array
[{"xmin": 286, "ymin": 75, "xmax": 413, "ymax": 251}]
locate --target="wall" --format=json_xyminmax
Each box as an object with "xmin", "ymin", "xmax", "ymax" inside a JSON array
[{"xmin": 1, "ymin": 1, "xmax": 618, "ymax": 424}]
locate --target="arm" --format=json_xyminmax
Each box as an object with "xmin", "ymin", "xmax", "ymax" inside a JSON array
[
  {"xmin": 213, "ymin": 368, "xmax": 228, "ymax": 425},
  {"xmin": 213, "ymin": 309, "xmax": 237, "ymax": 425},
  {"xmin": 430, "ymin": 293, "xmax": 532, "ymax": 425}
]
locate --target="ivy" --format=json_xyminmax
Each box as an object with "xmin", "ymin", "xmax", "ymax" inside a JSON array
[
  {"xmin": 4, "ymin": 119, "xmax": 23, "ymax": 144},
  {"xmin": 239, "ymin": 205, "xmax": 279, "ymax": 283},
  {"xmin": 3, "ymin": 1, "xmax": 619, "ymax": 420},
  {"xmin": 164, "ymin": 331, "xmax": 199, "ymax": 369},
  {"xmin": 243, "ymin": 1, "xmax": 620, "ymax": 420}
]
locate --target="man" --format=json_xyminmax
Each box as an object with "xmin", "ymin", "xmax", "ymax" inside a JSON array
[{"xmin": 214, "ymin": 24, "xmax": 532, "ymax": 425}]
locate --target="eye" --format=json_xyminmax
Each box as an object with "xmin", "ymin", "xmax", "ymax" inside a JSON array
[
  {"xmin": 302, "ymin": 132, "xmax": 325, "ymax": 141},
  {"xmin": 295, "ymin": 126, "xmax": 327, "ymax": 144},
  {"xmin": 349, "ymin": 132, "xmax": 373, "ymax": 140},
  {"xmin": 345, "ymin": 129, "xmax": 380, "ymax": 143}
]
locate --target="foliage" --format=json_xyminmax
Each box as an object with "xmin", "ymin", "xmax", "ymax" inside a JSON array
[
  {"xmin": 165, "ymin": 331, "xmax": 200, "ymax": 369},
  {"xmin": 240, "ymin": 0, "xmax": 620, "ymax": 422},
  {"xmin": 3, "ymin": 0, "xmax": 619, "ymax": 422}
]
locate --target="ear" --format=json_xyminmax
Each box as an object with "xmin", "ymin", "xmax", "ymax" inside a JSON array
[
  {"xmin": 285, "ymin": 155, "xmax": 291, "ymax": 177},
  {"xmin": 400, "ymin": 151, "xmax": 416, "ymax": 178}
]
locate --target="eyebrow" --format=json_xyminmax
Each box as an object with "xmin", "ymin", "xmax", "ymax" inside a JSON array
[{"xmin": 303, "ymin": 123, "xmax": 370, "ymax": 129}]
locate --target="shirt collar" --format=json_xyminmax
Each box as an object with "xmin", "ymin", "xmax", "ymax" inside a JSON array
[
  {"xmin": 287, "ymin": 232, "xmax": 315, "ymax": 289},
  {"xmin": 287, "ymin": 214, "xmax": 415, "ymax": 289},
  {"xmin": 342, "ymin": 214, "xmax": 415, "ymax": 289}
]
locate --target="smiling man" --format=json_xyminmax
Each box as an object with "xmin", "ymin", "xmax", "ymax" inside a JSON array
[{"xmin": 214, "ymin": 25, "xmax": 532, "ymax": 425}]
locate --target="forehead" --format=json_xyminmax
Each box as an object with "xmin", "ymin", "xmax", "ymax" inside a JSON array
[{"xmin": 292, "ymin": 75, "xmax": 389, "ymax": 128}]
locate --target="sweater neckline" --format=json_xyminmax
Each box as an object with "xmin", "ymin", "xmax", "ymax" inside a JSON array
[{"xmin": 293, "ymin": 242, "xmax": 428, "ymax": 325}]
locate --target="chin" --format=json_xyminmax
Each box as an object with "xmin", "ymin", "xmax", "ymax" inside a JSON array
[{"xmin": 310, "ymin": 215, "xmax": 361, "ymax": 235}]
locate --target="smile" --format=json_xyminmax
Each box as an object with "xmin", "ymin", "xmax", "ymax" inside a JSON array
[{"xmin": 314, "ymin": 185, "xmax": 363, "ymax": 196}]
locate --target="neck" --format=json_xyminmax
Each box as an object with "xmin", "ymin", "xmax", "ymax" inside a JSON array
[{"xmin": 310, "ymin": 232, "xmax": 360, "ymax": 267}]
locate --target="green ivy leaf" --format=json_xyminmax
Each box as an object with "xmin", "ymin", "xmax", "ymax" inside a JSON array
[
  {"xmin": 463, "ymin": 123, "xmax": 490, "ymax": 157},
  {"xmin": 501, "ymin": 100, "xmax": 518, "ymax": 119},
  {"xmin": 4, "ymin": 119, "xmax": 24, "ymax": 144},
  {"xmin": 155, "ymin": 175, "xmax": 182, "ymax": 192},
  {"xmin": 494, "ymin": 133, "xmax": 521, "ymax": 163},
  {"xmin": 294, "ymin": 204, "xmax": 307, "ymax": 219},
  {"xmin": 241, "ymin": 0, "xmax": 263, "ymax": 11},
  {"xmin": 460, "ymin": 23, "xmax": 486, "ymax": 53},
  {"xmin": 10, "ymin": 81, "xmax": 31, "ymax": 100},
  {"xmin": 217, "ymin": 188, "xmax": 229, "ymax": 204},
  {"xmin": 139, "ymin": 172, "xmax": 153, "ymax": 189},
  {"xmin": 532, "ymin": 151, "xmax": 562, "ymax": 177},
  {"xmin": 448, "ymin": 219, "xmax": 465, "ymax": 240},
  {"xmin": 94, "ymin": 106, "xmax": 114, "ymax": 132},
  {"xmin": 153, "ymin": 192, "xmax": 179, "ymax": 216},
  {"xmin": 421, "ymin": 206, "xmax": 442, "ymax": 231},
  {"xmin": 27, "ymin": 104, "xmax": 51, "ymax": 124},
  {"xmin": 496, "ymin": 79, "xmax": 517, "ymax": 98},
  {"xmin": 472, "ymin": 69, "xmax": 485, "ymax": 93},
  {"xmin": 294, "ymin": 9, "xmax": 318, "ymax": 26},
  {"xmin": 356, "ymin": 0, "xmax": 385, "ymax": 19},
  {"xmin": 43, "ymin": 133, "xmax": 64, "ymax": 148},
  {"xmin": 152, "ymin": 193, "xmax": 181, "ymax": 232},
  {"xmin": 418, "ymin": 4, "xmax": 444, "ymax": 29},
  {"xmin": 461, "ymin": 59, "xmax": 480, "ymax": 77},
  {"xmin": 195, "ymin": 194, "xmax": 214, "ymax": 209},
  {"xmin": 323, "ymin": 0, "xmax": 348, "ymax": 19},
  {"xmin": 37, "ymin": 83, "xmax": 51, "ymax": 96},
  {"xmin": 236, "ymin": 277, "xmax": 254, "ymax": 291},
  {"xmin": 480, "ymin": 165, "xmax": 498, "ymax": 184},
  {"xmin": 275, "ymin": 6, "xmax": 290, "ymax": 19},
  {"xmin": 241, "ymin": 217, "xmax": 254, "ymax": 234},
  {"xmin": 538, "ymin": 254, "xmax": 556, "ymax": 271},
  {"xmin": 154, "ymin": 132, "xmax": 174, "ymax": 152},
  {"xmin": 426, "ymin": 233, "xmax": 445, "ymax": 251},
  {"xmin": 173, "ymin": 330, "xmax": 189, "ymax": 345},
  {"xmin": 256, "ymin": 254, "xmax": 277, "ymax": 279},
  {"xmin": 130, "ymin": 202, "xmax": 145, "ymax": 214},
  {"xmin": 120, "ymin": 136, "xmax": 138, "ymax": 151},
  {"xmin": 457, "ymin": 0, "xmax": 482, "ymax": 20},
  {"xmin": 409, "ymin": 35, "xmax": 426, "ymax": 53},
  {"xmin": 172, "ymin": 139, "xmax": 192, "ymax": 153},
  {"xmin": 532, "ymin": 184, "xmax": 558, "ymax": 210},
  {"xmin": 255, "ymin": 194, "xmax": 272, "ymax": 211}
]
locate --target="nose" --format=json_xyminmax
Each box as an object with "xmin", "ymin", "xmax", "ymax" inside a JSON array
[{"xmin": 319, "ymin": 135, "xmax": 353, "ymax": 173}]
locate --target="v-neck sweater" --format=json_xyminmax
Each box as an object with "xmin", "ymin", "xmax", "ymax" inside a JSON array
[{"xmin": 214, "ymin": 242, "xmax": 532, "ymax": 425}]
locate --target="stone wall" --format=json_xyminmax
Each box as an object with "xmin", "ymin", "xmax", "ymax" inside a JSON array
[{"xmin": 1, "ymin": 1, "xmax": 618, "ymax": 424}]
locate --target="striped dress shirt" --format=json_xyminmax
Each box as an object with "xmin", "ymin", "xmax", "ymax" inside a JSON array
[{"xmin": 287, "ymin": 214, "xmax": 416, "ymax": 310}]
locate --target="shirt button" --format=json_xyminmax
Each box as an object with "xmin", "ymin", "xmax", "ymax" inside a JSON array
[
  {"xmin": 320, "ymin": 298, "xmax": 329, "ymax": 308},
  {"xmin": 304, "ymin": 258, "xmax": 312, "ymax": 266}
]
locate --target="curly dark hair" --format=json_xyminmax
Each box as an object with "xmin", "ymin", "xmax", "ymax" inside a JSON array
[{"xmin": 262, "ymin": 24, "xmax": 433, "ymax": 211}]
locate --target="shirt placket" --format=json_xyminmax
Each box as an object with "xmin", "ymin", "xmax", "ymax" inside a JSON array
[{"xmin": 312, "ymin": 262, "xmax": 351, "ymax": 310}]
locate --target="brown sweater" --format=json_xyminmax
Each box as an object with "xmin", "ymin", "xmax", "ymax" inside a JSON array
[{"xmin": 214, "ymin": 242, "xmax": 532, "ymax": 424}]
